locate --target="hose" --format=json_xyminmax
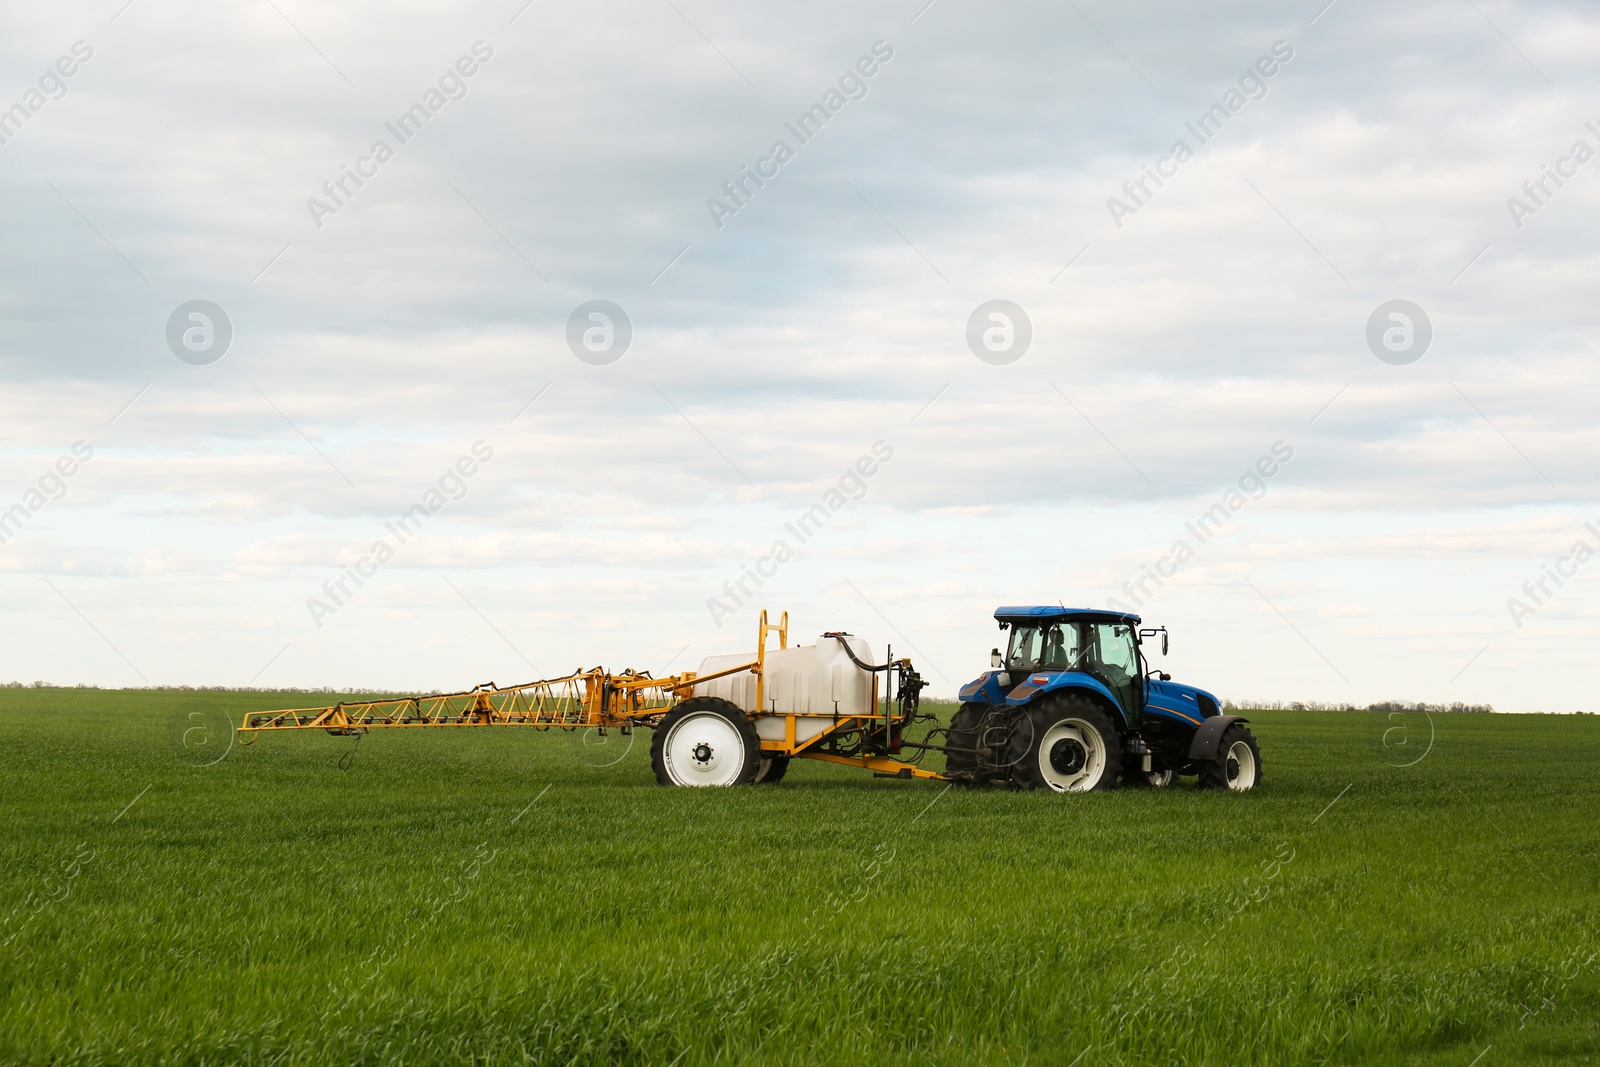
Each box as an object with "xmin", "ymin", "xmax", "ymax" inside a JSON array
[{"xmin": 821, "ymin": 632, "xmax": 894, "ymax": 672}]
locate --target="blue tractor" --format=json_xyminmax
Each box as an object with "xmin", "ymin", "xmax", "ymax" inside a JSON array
[{"xmin": 945, "ymin": 606, "xmax": 1260, "ymax": 792}]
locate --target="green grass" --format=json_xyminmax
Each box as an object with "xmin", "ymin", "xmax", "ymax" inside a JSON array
[{"xmin": 1, "ymin": 688, "xmax": 1597, "ymax": 1066}]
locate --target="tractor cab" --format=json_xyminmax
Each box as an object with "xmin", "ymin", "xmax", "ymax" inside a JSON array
[
  {"xmin": 993, "ymin": 607, "xmax": 1144, "ymax": 724},
  {"xmin": 958, "ymin": 606, "xmax": 1147, "ymax": 725}
]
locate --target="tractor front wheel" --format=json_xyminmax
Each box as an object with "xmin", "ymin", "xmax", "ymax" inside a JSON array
[
  {"xmin": 1013, "ymin": 693, "xmax": 1122, "ymax": 792},
  {"xmin": 652, "ymin": 697, "xmax": 761, "ymax": 787},
  {"xmin": 1198, "ymin": 723, "xmax": 1261, "ymax": 792}
]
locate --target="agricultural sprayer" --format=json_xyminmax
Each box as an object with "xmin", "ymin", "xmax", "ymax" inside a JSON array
[{"xmin": 239, "ymin": 605, "xmax": 1260, "ymax": 791}]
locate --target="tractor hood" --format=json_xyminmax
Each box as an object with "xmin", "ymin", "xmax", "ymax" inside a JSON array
[{"xmin": 1144, "ymin": 678, "xmax": 1222, "ymax": 720}]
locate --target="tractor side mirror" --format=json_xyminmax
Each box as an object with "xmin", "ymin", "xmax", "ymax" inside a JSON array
[
  {"xmin": 1142, "ymin": 627, "xmax": 1169, "ymax": 656},
  {"xmin": 991, "ymin": 648, "xmax": 1003, "ymax": 669}
]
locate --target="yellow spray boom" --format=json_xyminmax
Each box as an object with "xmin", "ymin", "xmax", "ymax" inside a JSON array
[{"xmin": 239, "ymin": 611, "xmax": 938, "ymax": 786}]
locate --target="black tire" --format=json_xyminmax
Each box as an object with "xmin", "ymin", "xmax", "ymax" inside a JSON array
[
  {"xmin": 1120, "ymin": 764, "xmax": 1175, "ymax": 788},
  {"xmin": 944, "ymin": 702, "xmax": 1008, "ymax": 785},
  {"xmin": 1011, "ymin": 692, "xmax": 1123, "ymax": 792},
  {"xmin": 753, "ymin": 755, "xmax": 790, "ymax": 784},
  {"xmin": 1198, "ymin": 723, "xmax": 1262, "ymax": 792},
  {"xmin": 651, "ymin": 697, "xmax": 761, "ymax": 787}
]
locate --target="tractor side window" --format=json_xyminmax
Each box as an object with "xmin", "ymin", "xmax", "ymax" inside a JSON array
[
  {"xmin": 1093, "ymin": 624, "xmax": 1137, "ymax": 682},
  {"xmin": 1006, "ymin": 626, "xmax": 1042, "ymax": 670},
  {"xmin": 1086, "ymin": 622, "xmax": 1140, "ymax": 723},
  {"xmin": 1039, "ymin": 624, "xmax": 1080, "ymax": 669}
]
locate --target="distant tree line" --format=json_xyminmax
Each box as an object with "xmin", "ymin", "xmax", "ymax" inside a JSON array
[{"xmin": 1223, "ymin": 699, "xmax": 1496, "ymax": 713}]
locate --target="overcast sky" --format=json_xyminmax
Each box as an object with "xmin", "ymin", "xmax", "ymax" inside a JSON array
[{"xmin": 2, "ymin": 0, "xmax": 1598, "ymax": 711}]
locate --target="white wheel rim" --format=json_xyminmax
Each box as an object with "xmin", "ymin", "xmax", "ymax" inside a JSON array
[
  {"xmin": 1036, "ymin": 718, "xmax": 1106, "ymax": 792},
  {"xmin": 1224, "ymin": 740, "xmax": 1257, "ymax": 791},
  {"xmin": 663, "ymin": 713, "xmax": 746, "ymax": 786},
  {"xmin": 1148, "ymin": 769, "xmax": 1174, "ymax": 788}
]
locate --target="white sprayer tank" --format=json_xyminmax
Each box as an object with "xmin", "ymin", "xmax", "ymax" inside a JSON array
[{"xmin": 691, "ymin": 634, "xmax": 877, "ymax": 744}]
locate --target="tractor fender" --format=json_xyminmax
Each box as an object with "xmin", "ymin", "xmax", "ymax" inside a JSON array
[
  {"xmin": 957, "ymin": 672, "xmax": 1010, "ymax": 705},
  {"xmin": 1188, "ymin": 715, "xmax": 1249, "ymax": 761},
  {"xmin": 1005, "ymin": 672, "xmax": 1129, "ymax": 727},
  {"xmin": 1004, "ymin": 671, "xmax": 1120, "ymax": 708}
]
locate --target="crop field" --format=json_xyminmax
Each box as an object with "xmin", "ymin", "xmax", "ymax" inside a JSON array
[{"xmin": 1, "ymin": 688, "xmax": 1597, "ymax": 1066}]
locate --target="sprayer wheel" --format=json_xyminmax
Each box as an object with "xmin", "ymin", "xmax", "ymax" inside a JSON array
[{"xmin": 651, "ymin": 697, "xmax": 761, "ymax": 787}]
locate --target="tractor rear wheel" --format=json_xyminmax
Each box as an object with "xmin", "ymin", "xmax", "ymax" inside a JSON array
[
  {"xmin": 1198, "ymin": 723, "xmax": 1261, "ymax": 792},
  {"xmin": 944, "ymin": 702, "xmax": 1006, "ymax": 785},
  {"xmin": 753, "ymin": 755, "xmax": 790, "ymax": 784},
  {"xmin": 652, "ymin": 697, "xmax": 761, "ymax": 787},
  {"xmin": 1012, "ymin": 693, "xmax": 1122, "ymax": 792}
]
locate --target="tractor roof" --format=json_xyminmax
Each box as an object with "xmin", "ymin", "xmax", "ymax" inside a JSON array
[{"xmin": 993, "ymin": 605, "xmax": 1142, "ymax": 625}]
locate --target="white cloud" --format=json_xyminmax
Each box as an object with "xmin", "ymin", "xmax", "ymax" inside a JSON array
[{"xmin": 0, "ymin": 0, "xmax": 1597, "ymax": 710}]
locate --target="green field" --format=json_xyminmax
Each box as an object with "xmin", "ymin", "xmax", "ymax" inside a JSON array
[{"xmin": 1, "ymin": 689, "xmax": 1597, "ymax": 1066}]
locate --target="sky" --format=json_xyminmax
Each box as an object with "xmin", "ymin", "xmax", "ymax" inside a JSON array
[{"xmin": 2, "ymin": 0, "xmax": 1598, "ymax": 711}]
